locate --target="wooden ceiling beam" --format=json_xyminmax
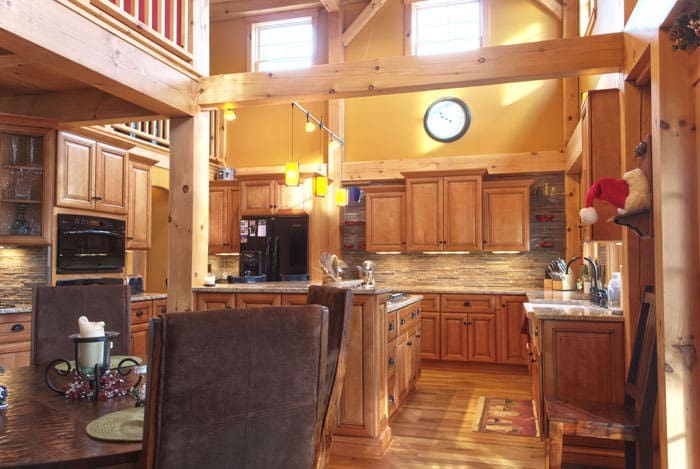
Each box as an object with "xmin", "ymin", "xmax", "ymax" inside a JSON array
[
  {"xmin": 0, "ymin": 89, "xmax": 160, "ymax": 125},
  {"xmin": 0, "ymin": 53, "xmax": 31, "ymax": 69},
  {"xmin": 342, "ymin": 0, "xmax": 386, "ymax": 47},
  {"xmin": 210, "ymin": 0, "xmax": 321, "ymax": 21},
  {"xmin": 200, "ymin": 32, "xmax": 624, "ymax": 108},
  {"xmin": 0, "ymin": 0, "xmax": 197, "ymax": 117},
  {"xmin": 320, "ymin": 0, "xmax": 342, "ymax": 12},
  {"xmin": 530, "ymin": 0, "xmax": 562, "ymax": 21}
]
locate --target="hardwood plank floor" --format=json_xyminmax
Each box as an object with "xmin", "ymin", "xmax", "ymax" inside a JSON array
[{"xmin": 329, "ymin": 361, "xmax": 545, "ymax": 468}]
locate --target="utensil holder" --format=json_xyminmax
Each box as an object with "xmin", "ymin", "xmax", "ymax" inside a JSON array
[
  {"xmin": 553, "ymin": 273, "xmax": 577, "ymax": 291},
  {"xmin": 544, "ymin": 278, "xmax": 553, "ymax": 289}
]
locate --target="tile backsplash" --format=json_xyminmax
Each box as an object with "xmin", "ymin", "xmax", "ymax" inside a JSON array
[{"xmin": 0, "ymin": 246, "xmax": 50, "ymax": 307}]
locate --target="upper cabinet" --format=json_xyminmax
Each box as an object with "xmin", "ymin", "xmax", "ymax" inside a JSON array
[
  {"xmin": 482, "ymin": 179, "xmax": 533, "ymax": 252},
  {"xmin": 364, "ymin": 185, "xmax": 405, "ymax": 252},
  {"xmin": 209, "ymin": 180, "xmax": 240, "ymax": 253},
  {"xmin": 404, "ymin": 171, "xmax": 483, "ymax": 252},
  {"xmin": 126, "ymin": 154, "xmax": 156, "ymax": 250},
  {"xmin": 239, "ymin": 177, "xmax": 310, "ymax": 216},
  {"xmin": 580, "ymin": 89, "xmax": 622, "ymax": 241},
  {"xmin": 56, "ymin": 132, "xmax": 127, "ymax": 215},
  {"xmin": 0, "ymin": 125, "xmax": 54, "ymax": 245}
]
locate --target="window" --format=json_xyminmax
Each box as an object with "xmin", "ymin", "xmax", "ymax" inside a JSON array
[
  {"xmin": 250, "ymin": 16, "xmax": 314, "ymax": 72},
  {"xmin": 409, "ymin": 0, "xmax": 482, "ymax": 56}
]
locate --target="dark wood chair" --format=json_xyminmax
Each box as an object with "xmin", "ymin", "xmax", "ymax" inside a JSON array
[
  {"xmin": 31, "ymin": 285, "xmax": 131, "ymax": 365},
  {"xmin": 143, "ymin": 305, "xmax": 329, "ymax": 469},
  {"xmin": 306, "ymin": 285, "xmax": 354, "ymax": 469},
  {"xmin": 545, "ymin": 287, "xmax": 657, "ymax": 469}
]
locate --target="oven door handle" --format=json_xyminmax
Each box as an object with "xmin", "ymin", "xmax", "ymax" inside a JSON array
[{"xmin": 62, "ymin": 229, "xmax": 124, "ymax": 238}]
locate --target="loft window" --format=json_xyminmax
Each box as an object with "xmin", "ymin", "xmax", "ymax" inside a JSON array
[
  {"xmin": 409, "ymin": 0, "xmax": 482, "ymax": 56},
  {"xmin": 250, "ymin": 16, "xmax": 314, "ymax": 72}
]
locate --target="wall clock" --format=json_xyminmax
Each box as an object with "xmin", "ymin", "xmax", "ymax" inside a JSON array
[{"xmin": 423, "ymin": 97, "xmax": 471, "ymax": 143}]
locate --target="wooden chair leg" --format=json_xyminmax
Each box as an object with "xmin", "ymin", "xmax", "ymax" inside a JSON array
[{"xmin": 547, "ymin": 421, "xmax": 564, "ymax": 469}]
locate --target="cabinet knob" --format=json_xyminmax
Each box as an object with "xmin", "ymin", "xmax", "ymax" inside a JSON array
[
  {"xmin": 11, "ymin": 324, "xmax": 24, "ymax": 332},
  {"xmin": 416, "ymin": 334, "xmax": 421, "ymax": 338},
  {"xmin": 463, "ymin": 321, "xmax": 472, "ymax": 326},
  {"xmin": 160, "ymin": 306, "xmax": 167, "ymax": 313},
  {"xmin": 411, "ymin": 312, "xmax": 416, "ymax": 319},
  {"xmin": 388, "ymin": 323, "xmax": 394, "ymax": 331},
  {"xmin": 126, "ymin": 237, "xmax": 134, "ymax": 240},
  {"xmin": 407, "ymin": 341, "xmax": 413, "ymax": 346},
  {"xmin": 463, "ymin": 301, "xmax": 472, "ymax": 307},
  {"xmin": 388, "ymin": 357, "xmax": 395, "ymax": 365},
  {"xmin": 388, "ymin": 394, "xmax": 395, "ymax": 404},
  {"xmin": 400, "ymin": 318, "xmax": 406, "ymax": 325},
  {"xmin": 136, "ymin": 310, "xmax": 144, "ymax": 317},
  {"xmin": 92, "ymin": 195, "xmax": 102, "ymax": 201}
]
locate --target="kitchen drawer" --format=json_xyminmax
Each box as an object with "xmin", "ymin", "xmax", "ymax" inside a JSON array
[
  {"xmin": 420, "ymin": 294, "xmax": 440, "ymax": 312},
  {"xmin": 386, "ymin": 311, "xmax": 398, "ymax": 342},
  {"xmin": 387, "ymin": 338, "xmax": 397, "ymax": 378},
  {"xmin": 153, "ymin": 299, "xmax": 168, "ymax": 316},
  {"xmin": 130, "ymin": 301, "xmax": 153, "ymax": 325},
  {"xmin": 0, "ymin": 313, "xmax": 31, "ymax": 345},
  {"xmin": 398, "ymin": 303, "xmax": 420, "ymax": 332},
  {"xmin": 441, "ymin": 294, "xmax": 496, "ymax": 313}
]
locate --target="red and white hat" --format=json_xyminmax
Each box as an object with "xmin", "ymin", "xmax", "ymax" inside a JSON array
[{"xmin": 579, "ymin": 168, "xmax": 651, "ymax": 224}]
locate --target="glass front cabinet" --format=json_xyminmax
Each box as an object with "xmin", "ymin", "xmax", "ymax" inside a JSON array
[{"xmin": 0, "ymin": 125, "xmax": 53, "ymax": 245}]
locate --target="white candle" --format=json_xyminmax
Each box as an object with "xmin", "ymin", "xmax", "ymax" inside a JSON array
[{"xmin": 78, "ymin": 316, "xmax": 105, "ymax": 373}]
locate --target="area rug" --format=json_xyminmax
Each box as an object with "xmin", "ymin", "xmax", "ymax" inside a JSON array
[{"xmin": 472, "ymin": 397, "xmax": 540, "ymax": 437}]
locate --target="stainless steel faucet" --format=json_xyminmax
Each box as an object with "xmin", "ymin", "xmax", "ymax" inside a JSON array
[
  {"xmin": 565, "ymin": 256, "xmax": 598, "ymax": 291},
  {"xmin": 565, "ymin": 256, "xmax": 607, "ymax": 307}
]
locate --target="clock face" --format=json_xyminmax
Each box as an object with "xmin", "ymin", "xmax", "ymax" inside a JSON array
[{"xmin": 423, "ymin": 97, "xmax": 471, "ymax": 143}]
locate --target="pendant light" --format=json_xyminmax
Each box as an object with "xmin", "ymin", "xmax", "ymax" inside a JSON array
[
  {"xmin": 313, "ymin": 175, "xmax": 328, "ymax": 197},
  {"xmin": 285, "ymin": 103, "xmax": 300, "ymax": 186},
  {"xmin": 335, "ymin": 188, "xmax": 348, "ymax": 206},
  {"xmin": 223, "ymin": 103, "xmax": 236, "ymax": 121},
  {"xmin": 305, "ymin": 112, "xmax": 316, "ymax": 132}
]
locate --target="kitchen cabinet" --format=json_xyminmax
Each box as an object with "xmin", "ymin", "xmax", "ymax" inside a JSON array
[
  {"xmin": 482, "ymin": 179, "xmax": 533, "ymax": 252},
  {"xmin": 363, "ymin": 185, "xmax": 405, "ymax": 252},
  {"xmin": 235, "ymin": 292, "xmax": 281, "ymax": 308},
  {"xmin": 0, "ymin": 126, "xmax": 53, "ymax": 245},
  {"xmin": 0, "ymin": 312, "xmax": 31, "ymax": 369},
  {"xmin": 419, "ymin": 294, "xmax": 440, "ymax": 360},
  {"xmin": 56, "ymin": 132, "xmax": 127, "ymax": 214},
  {"xmin": 580, "ymin": 89, "xmax": 622, "ymax": 241},
  {"xmin": 440, "ymin": 294, "xmax": 497, "ymax": 363},
  {"xmin": 195, "ymin": 291, "xmax": 306, "ymax": 310},
  {"xmin": 496, "ymin": 295, "xmax": 528, "ymax": 365},
  {"xmin": 126, "ymin": 154, "xmax": 156, "ymax": 250},
  {"xmin": 130, "ymin": 298, "xmax": 167, "ymax": 357},
  {"xmin": 209, "ymin": 180, "xmax": 240, "ymax": 253},
  {"xmin": 403, "ymin": 170, "xmax": 483, "ymax": 252},
  {"xmin": 239, "ymin": 177, "xmax": 310, "ymax": 216},
  {"xmin": 195, "ymin": 291, "xmax": 235, "ymax": 310},
  {"xmin": 386, "ymin": 299, "xmax": 421, "ymax": 418}
]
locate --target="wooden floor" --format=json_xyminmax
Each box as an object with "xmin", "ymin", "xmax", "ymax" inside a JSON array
[{"xmin": 329, "ymin": 361, "xmax": 545, "ymax": 468}]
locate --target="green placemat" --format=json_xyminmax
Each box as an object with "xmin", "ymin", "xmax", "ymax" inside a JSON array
[
  {"xmin": 85, "ymin": 406, "xmax": 145, "ymax": 442},
  {"xmin": 55, "ymin": 355, "xmax": 142, "ymax": 372}
]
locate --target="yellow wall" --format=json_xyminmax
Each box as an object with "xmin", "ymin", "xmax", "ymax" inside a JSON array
[{"xmin": 210, "ymin": 0, "xmax": 564, "ymax": 167}]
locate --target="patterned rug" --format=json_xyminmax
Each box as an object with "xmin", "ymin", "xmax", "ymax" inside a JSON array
[{"xmin": 472, "ymin": 397, "xmax": 540, "ymax": 437}]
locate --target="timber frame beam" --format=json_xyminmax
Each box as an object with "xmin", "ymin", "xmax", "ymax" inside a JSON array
[
  {"xmin": 0, "ymin": 0, "xmax": 198, "ymax": 117},
  {"xmin": 200, "ymin": 33, "xmax": 625, "ymax": 108}
]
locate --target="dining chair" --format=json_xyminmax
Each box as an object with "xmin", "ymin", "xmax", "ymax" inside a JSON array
[
  {"xmin": 143, "ymin": 305, "xmax": 329, "ymax": 469},
  {"xmin": 306, "ymin": 285, "xmax": 354, "ymax": 469},
  {"xmin": 545, "ymin": 286, "xmax": 657, "ymax": 469},
  {"xmin": 31, "ymin": 284, "xmax": 131, "ymax": 365}
]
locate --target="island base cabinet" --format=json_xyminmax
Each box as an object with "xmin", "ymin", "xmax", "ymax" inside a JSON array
[{"xmin": 0, "ymin": 313, "xmax": 31, "ymax": 369}]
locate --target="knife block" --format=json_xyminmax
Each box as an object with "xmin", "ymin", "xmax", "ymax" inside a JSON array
[{"xmin": 553, "ymin": 272, "xmax": 577, "ymax": 291}]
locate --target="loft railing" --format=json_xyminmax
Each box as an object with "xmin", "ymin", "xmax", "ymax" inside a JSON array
[
  {"xmin": 108, "ymin": 119, "xmax": 170, "ymax": 148},
  {"xmin": 73, "ymin": 0, "xmax": 193, "ymax": 63}
]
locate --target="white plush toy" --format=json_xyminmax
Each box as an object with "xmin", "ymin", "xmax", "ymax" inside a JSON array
[{"xmin": 579, "ymin": 168, "xmax": 652, "ymax": 224}]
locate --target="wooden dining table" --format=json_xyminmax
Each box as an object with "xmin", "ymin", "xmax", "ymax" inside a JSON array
[{"xmin": 0, "ymin": 365, "xmax": 143, "ymax": 468}]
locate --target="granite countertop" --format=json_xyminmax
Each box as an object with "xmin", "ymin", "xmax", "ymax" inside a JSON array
[
  {"xmin": 131, "ymin": 292, "xmax": 168, "ymax": 302},
  {"xmin": 0, "ymin": 292, "xmax": 168, "ymax": 315},
  {"xmin": 386, "ymin": 294, "xmax": 423, "ymax": 313},
  {"xmin": 192, "ymin": 281, "xmax": 392, "ymax": 295},
  {"xmin": 525, "ymin": 289, "xmax": 592, "ymax": 304},
  {"xmin": 524, "ymin": 302, "xmax": 623, "ymax": 322},
  {"xmin": 388, "ymin": 285, "xmax": 530, "ymax": 295}
]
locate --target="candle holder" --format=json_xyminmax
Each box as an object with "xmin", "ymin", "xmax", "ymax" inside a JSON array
[{"xmin": 44, "ymin": 332, "xmax": 142, "ymax": 400}]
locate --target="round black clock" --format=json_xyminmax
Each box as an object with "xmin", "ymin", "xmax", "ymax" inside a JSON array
[{"xmin": 423, "ymin": 97, "xmax": 471, "ymax": 143}]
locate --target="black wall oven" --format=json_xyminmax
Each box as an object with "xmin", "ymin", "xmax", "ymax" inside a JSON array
[{"xmin": 56, "ymin": 214, "xmax": 125, "ymax": 274}]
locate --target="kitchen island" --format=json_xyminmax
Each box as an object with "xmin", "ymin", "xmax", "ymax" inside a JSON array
[{"xmin": 194, "ymin": 282, "xmax": 422, "ymax": 458}]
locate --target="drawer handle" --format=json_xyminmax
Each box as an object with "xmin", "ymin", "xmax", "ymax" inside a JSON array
[
  {"xmin": 388, "ymin": 357, "xmax": 395, "ymax": 365},
  {"xmin": 407, "ymin": 341, "xmax": 413, "ymax": 346},
  {"xmin": 11, "ymin": 324, "xmax": 24, "ymax": 332},
  {"xmin": 416, "ymin": 334, "xmax": 421, "ymax": 338},
  {"xmin": 463, "ymin": 301, "xmax": 472, "ymax": 307},
  {"xmin": 136, "ymin": 310, "xmax": 144, "ymax": 317},
  {"xmin": 411, "ymin": 312, "xmax": 416, "ymax": 319},
  {"xmin": 463, "ymin": 321, "xmax": 472, "ymax": 326},
  {"xmin": 92, "ymin": 195, "xmax": 103, "ymax": 201},
  {"xmin": 388, "ymin": 323, "xmax": 394, "ymax": 331},
  {"xmin": 388, "ymin": 394, "xmax": 395, "ymax": 404},
  {"xmin": 400, "ymin": 318, "xmax": 406, "ymax": 326},
  {"xmin": 160, "ymin": 306, "xmax": 167, "ymax": 313}
]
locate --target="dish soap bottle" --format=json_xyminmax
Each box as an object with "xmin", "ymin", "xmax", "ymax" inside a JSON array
[{"xmin": 607, "ymin": 271, "xmax": 622, "ymax": 309}]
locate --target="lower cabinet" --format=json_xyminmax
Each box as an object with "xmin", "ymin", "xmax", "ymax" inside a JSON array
[
  {"xmin": 419, "ymin": 294, "xmax": 440, "ymax": 360},
  {"xmin": 130, "ymin": 298, "xmax": 167, "ymax": 357},
  {"xmin": 0, "ymin": 313, "xmax": 31, "ymax": 369},
  {"xmin": 194, "ymin": 292, "xmax": 307, "ymax": 310},
  {"xmin": 497, "ymin": 295, "xmax": 529, "ymax": 365},
  {"xmin": 387, "ymin": 300, "xmax": 421, "ymax": 418}
]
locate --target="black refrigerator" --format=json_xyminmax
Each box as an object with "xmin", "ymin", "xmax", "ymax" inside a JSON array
[{"xmin": 239, "ymin": 215, "xmax": 309, "ymax": 281}]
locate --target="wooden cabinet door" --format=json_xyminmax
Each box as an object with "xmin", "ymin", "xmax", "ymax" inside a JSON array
[
  {"xmin": 497, "ymin": 295, "xmax": 528, "ymax": 365},
  {"xmin": 196, "ymin": 292, "xmax": 235, "ymax": 310},
  {"xmin": 440, "ymin": 312, "xmax": 468, "ymax": 361},
  {"xmin": 95, "ymin": 143, "xmax": 127, "ymax": 214},
  {"xmin": 281, "ymin": 293, "xmax": 307, "ymax": 305},
  {"xmin": 126, "ymin": 157, "xmax": 153, "ymax": 249},
  {"xmin": 276, "ymin": 181, "xmax": 307, "ymax": 214},
  {"xmin": 581, "ymin": 89, "xmax": 622, "ymax": 241},
  {"xmin": 56, "ymin": 132, "xmax": 95, "ymax": 210},
  {"xmin": 483, "ymin": 180, "xmax": 532, "ymax": 251},
  {"xmin": 240, "ymin": 180, "xmax": 276, "ymax": 215},
  {"xmin": 130, "ymin": 300, "xmax": 153, "ymax": 357},
  {"xmin": 466, "ymin": 313, "xmax": 497, "ymax": 363},
  {"xmin": 209, "ymin": 182, "xmax": 240, "ymax": 253},
  {"xmin": 405, "ymin": 177, "xmax": 442, "ymax": 251},
  {"xmin": 0, "ymin": 313, "xmax": 31, "ymax": 370},
  {"xmin": 443, "ymin": 175, "xmax": 482, "ymax": 250},
  {"xmin": 405, "ymin": 325, "xmax": 419, "ymax": 390},
  {"xmin": 235, "ymin": 292, "xmax": 281, "ymax": 308},
  {"xmin": 396, "ymin": 332, "xmax": 409, "ymax": 400},
  {"xmin": 419, "ymin": 311, "xmax": 440, "ymax": 360},
  {"xmin": 365, "ymin": 186, "xmax": 405, "ymax": 252}
]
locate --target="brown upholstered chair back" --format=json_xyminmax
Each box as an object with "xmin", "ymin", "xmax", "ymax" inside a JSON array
[
  {"xmin": 306, "ymin": 285, "xmax": 353, "ymax": 468},
  {"xmin": 31, "ymin": 285, "xmax": 131, "ymax": 365},
  {"xmin": 143, "ymin": 305, "xmax": 329, "ymax": 469}
]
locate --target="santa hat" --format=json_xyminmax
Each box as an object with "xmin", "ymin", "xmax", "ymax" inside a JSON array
[{"xmin": 580, "ymin": 168, "xmax": 651, "ymax": 224}]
